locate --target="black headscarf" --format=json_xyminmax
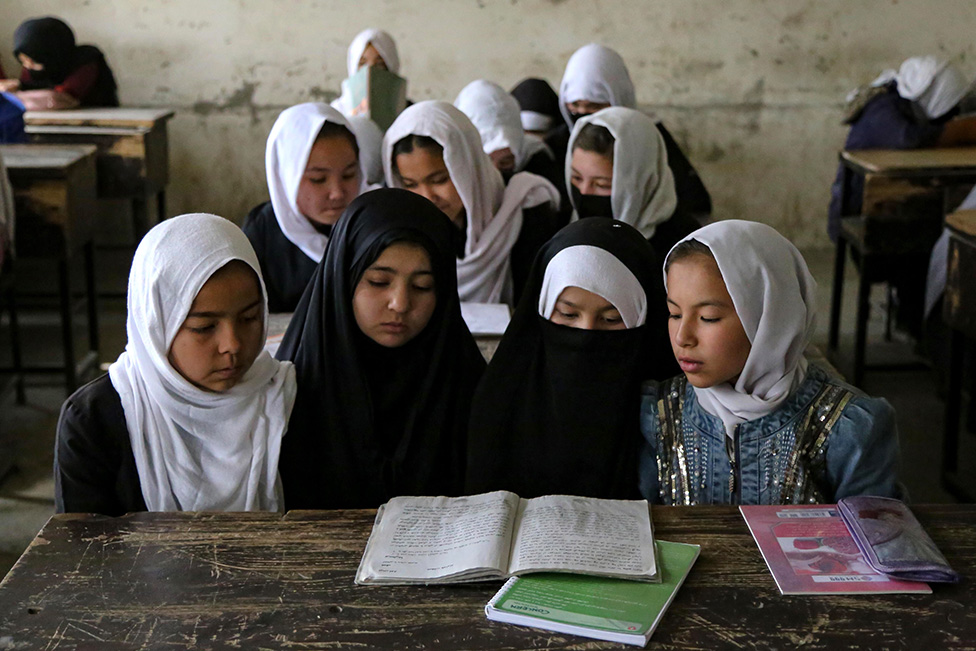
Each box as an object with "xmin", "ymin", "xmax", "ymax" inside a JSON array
[
  {"xmin": 276, "ymin": 188, "xmax": 487, "ymax": 509},
  {"xmin": 13, "ymin": 17, "xmax": 118, "ymax": 106},
  {"xmin": 511, "ymin": 78, "xmax": 561, "ymax": 126},
  {"xmin": 465, "ymin": 218, "xmax": 677, "ymax": 499}
]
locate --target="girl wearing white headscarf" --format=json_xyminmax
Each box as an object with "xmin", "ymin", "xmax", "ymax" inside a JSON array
[
  {"xmin": 639, "ymin": 220, "xmax": 900, "ymax": 505},
  {"xmin": 466, "ymin": 218, "xmax": 675, "ymax": 499},
  {"xmin": 55, "ymin": 213, "xmax": 297, "ymax": 515},
  {"xmin": 567, "ymin": 107, "xmax": 699, "ymax": 260},
  {"xmin": 383, "ymin": 100, "xmax": 559, "ymax": 305},
  {"xmin": 549, "ymin": 44, "xmax": 711, "ymax": 220},
  {"xmin": 454, "ymin": 79, "xmax": 558, "ymax": 186},
  {"xmin": 242, "ymin": 102, "xmax": 366, "ymax": 312},
  {"xmin": 331, "ymin": 28, "xmax": 402, "ymax": 117}
]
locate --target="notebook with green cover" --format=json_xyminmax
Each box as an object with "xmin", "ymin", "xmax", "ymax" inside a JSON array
[
  {"xmin": 345, "ymin": 65, "xmax": 406, "ymax": 131},
  {"xmin": 485, "ymin": 540, "xmax": 699, "ymax": 647}
]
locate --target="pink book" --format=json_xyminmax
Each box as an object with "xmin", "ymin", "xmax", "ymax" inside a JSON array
[{"xmin": 739, "ymin": 504, "xmax": 932, "ymax": 595}]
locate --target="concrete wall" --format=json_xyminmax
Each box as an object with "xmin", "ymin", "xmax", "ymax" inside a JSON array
[{"xmin": 2, "ymin": 0, "xmax": 975, "ymax": 247}]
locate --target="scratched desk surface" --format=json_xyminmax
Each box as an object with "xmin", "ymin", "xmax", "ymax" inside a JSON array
[{"xmin": 0, "ymin": 506, "xmax": 973, "ymax": 649}]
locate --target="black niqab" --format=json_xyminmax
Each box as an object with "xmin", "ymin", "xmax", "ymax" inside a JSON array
[
  {"xmin": 465, "ymin": 218, "xmax": 677, "ymax": 499},
  {"xmin": 276, "ymin": 188, "xmax": 486, "ymax": 508}
]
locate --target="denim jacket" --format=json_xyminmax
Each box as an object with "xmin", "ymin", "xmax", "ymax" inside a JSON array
[{"xmin": 638, "ymin": 364, "xmax": 900, "ymax": 505}]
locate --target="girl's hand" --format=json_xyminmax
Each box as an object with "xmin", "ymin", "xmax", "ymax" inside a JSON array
[{"xmin": 0, "ymin": 79, "xmax": 21, "ymax": 92}]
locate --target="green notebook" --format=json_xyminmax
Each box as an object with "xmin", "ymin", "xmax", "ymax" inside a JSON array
[{"xmin": 485, "ymin": 540, "xmax": 699, "ymax": 647}]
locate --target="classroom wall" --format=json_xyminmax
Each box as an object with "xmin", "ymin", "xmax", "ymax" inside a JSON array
[{"xmin": 3, "ymin": 0, "xmax": 975, "ymax": 248}]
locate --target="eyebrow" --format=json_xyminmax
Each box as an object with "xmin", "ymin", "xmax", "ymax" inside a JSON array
[
  {"xmin": 667, "ymin": 297, "xmax": 731, "ymax": 308},
  {"xmin": 569, "ymin": 167, "xmax": 611, "ymax": 181},
  {"xmin": 556, "ymin": 298, "xmax": 617, "ymax": 312},
  {"xmin": 306, "ymin": 161, "xmax": 358, "ymax": 173},
  {"xmin": 187, "ymin": 299, "xmax": 262, "ymax": 318},
  {"xmin": 367, "ymin": 266, "xmax": 434, "ymax": 276}
]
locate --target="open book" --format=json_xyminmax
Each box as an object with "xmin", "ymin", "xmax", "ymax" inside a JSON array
[
  {"xmin": 345, "ymin": 65, "xmax": 407, "ymax": 131},
  {"xmin": 355, "ymin": 491, "xmax": 658, "ymax": 585}
]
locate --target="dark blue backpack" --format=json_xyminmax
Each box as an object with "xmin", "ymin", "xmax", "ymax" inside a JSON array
[{"xmin": 0, "ymin": 92, "xmax": 27, "ymax": 144}]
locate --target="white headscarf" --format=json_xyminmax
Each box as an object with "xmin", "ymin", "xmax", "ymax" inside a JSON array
[
  {"xmin": 538, "ymin": 245, "xmax": 647, "ymax": 328},
  {"xmin": 454, "ymin": 79, "xmax": 549, "ymax": 171},
  {"xmin": 332, "ymin": 28, "xmax": 401, "ymax": 117},
  {"xmin": 346, "ymin": 115, "xmax": 385, "ymax": 186},
  {"xmin": 383, "ymin": 101, "xmax": 559, "ymax": 303},
  {"xmin": 265, "ymin": 102, "xmax": 364, "ymax": 263},
  {"xmin": 568, "ymin": 107, "xmax": 677, "ymax": 239},
  {"xmin": 864, "ymin": 56, "xmax": 970, "ymax": 120},
  {"xmin": 665, "ymin": 220, "xmax": 817, "ymax": 439},
  {"xmin": 559, "ymin": 44, "xmax": 638, "ymax": 128},
  {"xmin": 108, "ymin": 213, "xmax": 297, "ymax": 511}
]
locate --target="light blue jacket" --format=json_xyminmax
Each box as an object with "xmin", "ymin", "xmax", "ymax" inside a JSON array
[{"xmin": 639, "ymin": 364, "xmax": 901, "ymax": 505}]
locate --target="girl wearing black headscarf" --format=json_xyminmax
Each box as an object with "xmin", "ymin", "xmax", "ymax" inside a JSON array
[
  {"xmin": 465, "ymin": 218, "xmax": 676, "ymax": 499},
  {"xmin": 0, "ymin": 17, "xmax": 118, "ymax": 109},
  {"xmin": 276, "ymin": 188, "xmax": 487, "ymax": 508}
]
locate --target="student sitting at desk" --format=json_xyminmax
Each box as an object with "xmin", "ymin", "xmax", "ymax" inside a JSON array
[
  {"xmin": 639, "ymin": 220, "xmax": 901, "ymax": 505},
  {"xmin": 568, "ymin": 107, "xmax": 700, "ymax": 262},
  {"xmin": 243, "ymin": 103, "xmax": 366, "ymax": 313},
  {"xmin": 454, "ymin": 79, "xmax": 561, "ymax": 193},
  {"xmin": 331, "ymin": 28, "xmax": 403, "ymax": 118},
  {"xmin": 466, "ymin": 218, "xmax": 676, "ymax": 499},
  {"xmin": 827, "ymin": 55, "xmax": 976, "ymax": 241},
  {"xmin": 384, "ymin": 101, "xmax": 559, "ymax": 305},
  {"xmin": 0, "ymin": 16, "xmax": 118, "ymax": 110},
  {"xmin": 55, "ymin": 213, "xmax": 297, "ymax": 516},
  {"xmin": 549, "ymin": 44, "xmax": 711, "ymax": 221},
  {"xmin": 511, "ymin": 77, "xmax": 561, "ymax": 140},
  {"xmin": 275, "ymin": 189, "xmax": 486, "ymax": 509}
]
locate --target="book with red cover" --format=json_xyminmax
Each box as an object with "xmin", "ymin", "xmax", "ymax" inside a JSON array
[{"xmin": 739, "ymin": 504, "xmax": 931, "ymax": 595}]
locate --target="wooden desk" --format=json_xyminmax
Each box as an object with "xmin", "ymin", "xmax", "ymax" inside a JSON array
[
  {"xmin": 0, "ymin": 506, "xmax": 972, "ymax": 648},
  {"xmin": 0, "ymin": 143, "xmax": 100, "ymax": 393},
  {"xmin": 25, "ymin": 108, "xmax": 175, "ymax": 232}
]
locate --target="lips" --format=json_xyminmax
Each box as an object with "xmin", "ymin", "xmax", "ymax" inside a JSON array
[
  {"xmin": 380, "ymin": 322, "xmax": 407, "ymax": 333},
  {"xmin": 213, "ymin": 366, "xmax": 242, "ymax": 379},
  {"xmin": 677, "ymin": 357, "xmax": 703, "ymax": 373}
]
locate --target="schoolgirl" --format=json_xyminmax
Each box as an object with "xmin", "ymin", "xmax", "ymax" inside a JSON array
[
  {"xmin": 454, "ymin": 79, "xmax": 561, "ymax": 192},
  {"xmin": 275, "ymin": 189, "xmax": 487, "ymax": 508},
  {"xmin": 383, "ymin": 101, "xmax": 559, "ymax": 304},
  {"xmin": 568, "ymin": 107, "xmax": 700, "ymax": 261},
  {"xmin": 552, "ymin": 43, "xmax": 711, "ymax": 219},
  {"xmin": 331, "ymin": 28, "xmax": 402, "ymax": 117},
  {"xmin": 510, "ymin": 77, "xmax": 561, "ymax": 139},
  {"xmin": 242, "ymin": 103, "xmax": 366, "ymax": 312},
  {"xmin": 466, "ymin": 218, "xmax": 676, "ymax": 499},
  {"xmin": 0, "ymin": 17, "xmax": 118, "ymax": 109},
  {"xmin": 639, "ymin": 220, "xmax": 901, "ymax": 505},
  {"xmin": 55, "ymin": 213, "xmax": 297, "ymax": 515}
]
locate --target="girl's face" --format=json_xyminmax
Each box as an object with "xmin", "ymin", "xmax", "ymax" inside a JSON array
[
  {"xmin": 358, "ymin": 43, "xmax": 388, "ymax": 70},
  {"xmin": 489, "ymin": 147, "xmax": 516, "ymax": 175},
  {"xmin": 168, "ymin": 261, "xmax": 264, "ymax": 393},
  {"xmin": 296, "ymin": 135, "xmax": 360, "ymax": 227},
  {"xmin": 566, "ymin": 99, "xmax": 610, "ymax": 117},
  {"xmin": 666, "ymin": 254, "xmax": 751, "ymax": 389},
  {"xmin": 570, "ymin": 148, "xmax": 613, "ymax": 196},
  {"xmin": 17, "ymin": 53, "xmax": 43, "ymax": 71},
  {"xmin": 353, "ymin": 242, "xmax": 437, "ymax": 348},
  {"xmin": 395, "ymin": 147, "xmax": 465, "ymax": 227},
  {"xmin": 549, "ymin": 286, "xmax": 626, "ymax": 331}
]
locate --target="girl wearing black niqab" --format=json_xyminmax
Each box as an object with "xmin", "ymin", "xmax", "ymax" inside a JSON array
[
  {"xmin": 465, "ymin": 218, "xmax": 677, "ymax": 499},
  {"xmin": 6, "ymin": 17, "xmax": 118, "ymax": 108},
  {"xmin": 276, "ymin": 188, "xmax": 487, "ymax": 508}
]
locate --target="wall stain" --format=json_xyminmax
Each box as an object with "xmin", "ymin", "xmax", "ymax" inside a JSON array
[
  {"xmin": 192, "ymin": 82, "xmax": 261, "ymax": 125},
  {"xmin": 308, "ymin": 86, "xmax": 338, "ymax": 102},
  {"xmin": 782, "ymin": 10, "xmax": 807, "ymax": 29}
]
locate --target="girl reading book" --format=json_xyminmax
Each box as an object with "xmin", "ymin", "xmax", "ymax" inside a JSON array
[
  {"xmin": 275, "ymin": 189, "xmax": 486, "ymax": 508},
  {"xmin": 639, "ymin": 220, "xmax": 900, "ymax": 505},
  {"xmin": 466, "ymin": 218, "xmax": 676, "ymax": 499},
  {"xmin": 384, "ymin": 101, "xmax": 559, "ymax": 305},
  {"xmin": 55, "ymin": 213, "xmax": 297, "ymax": 515},
  {"xmin": 331, "ymin": 28, "xmax": 402, "ymax": 118},
  {"xmin": 242, "ymin": 103, "xmax": 366, "ymax": 312}
]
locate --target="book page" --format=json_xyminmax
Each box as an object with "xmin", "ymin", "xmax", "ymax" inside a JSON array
[
  {"xmin": 508, "ymin": 495, "xmax": 656, "ymax": 578},
  {"xmin": 356, "ymin": 491, "xmax": 519, "ymax": 583}
]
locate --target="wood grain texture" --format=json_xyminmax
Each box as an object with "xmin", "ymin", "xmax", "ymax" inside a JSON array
[
  {"xmin": 0, "ymin": 506, "xmax": 973, "ymax": 649},
  {"xmin": 843, "ymin": 147, "xmax": 976, "ymax": 177},
  {"xmin": 24, "ymin": 108, "xmax": 175, "ymax": 129}
]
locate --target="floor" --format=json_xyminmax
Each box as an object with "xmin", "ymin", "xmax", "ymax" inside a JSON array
[{"xmin": 0, "ymin": 246, "xmax": 972, "ymax": 580}]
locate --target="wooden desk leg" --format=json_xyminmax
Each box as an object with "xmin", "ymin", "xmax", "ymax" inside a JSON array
[
  {"xmin": 84, "ymin": 241, "xmax": 100, "ymax": 355},
  {"xmin": 131, "ymin": 196, "xmax": 149, "ymax": 240},
  {"xmin": 853, "ymin": 261, "xmax": 871, "ymax": 387},
  {"xmin": 9, "ymin": 289, "xmax": 25, "ymax": 405},
  {"xmin": 828, "ymin": 237, "xmax": 846, "ymax": 353},
  {"xmin": 944, "ymin": 329, "xmax": 963, "ymax": 476},
  {"xmin": 58, "ymin": 258, "xmax": 78, "ymax": 393}
]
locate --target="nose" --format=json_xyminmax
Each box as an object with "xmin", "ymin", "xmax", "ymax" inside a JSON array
[
  {"xmin": 217, "ymin": 322, "xmax": 243, "ymax": 356},
  {"xmin": 579, "ymin": 313, "xmax": 597, "ymax": 331},
  {"xmin": 388, "ymin": 283, "xmax": 410, "ymax": 314},
  {"xmin": 674, "ymin": 318, "xmax": 696, "ymax": 347},
  {"xmin": 327, "ymin": 177, "xmax": 346, "ymax": 201},
  {"xmin": 413, "ymin": 183, "xmax": 438, "ymax": 206}
]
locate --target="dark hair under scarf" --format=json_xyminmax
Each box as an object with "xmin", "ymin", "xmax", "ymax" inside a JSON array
[
  {"xmin": 466, "ymin": 218, "xmax": 677, "ymax": 499},
  {"xmin": 13, "ymin": 16, "xmax": 118, "ymax": 105},
  {"xmin": 276, "ymin": 188, "xmax": 486, "ymax": 508}
]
